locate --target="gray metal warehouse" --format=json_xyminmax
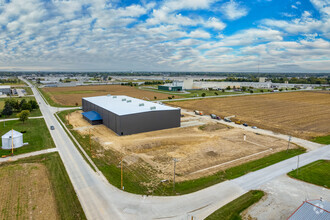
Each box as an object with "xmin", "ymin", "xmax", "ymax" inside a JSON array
[{"xmin": 82, "ymin": 95, "xmax": 181, "ymax": 135}]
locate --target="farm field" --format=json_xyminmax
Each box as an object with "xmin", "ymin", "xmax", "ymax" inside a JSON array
[
  {"xmin": 170, "ymin": 91, "xmax": 330, "ymax": 140},
  {"xmin": 0, "ymin": 163, "xmax": 59, "ymax": 219},
  {"xmin": 0, "ymin": 153, "xmax": 86, "ymax": 220},
  {"xmin": 42, "ymin": 85, "xmax": 183, "ymax": 106},
  {"xmin": 60, "ymin": 110, "xmax": 300, "ymax": 195}
]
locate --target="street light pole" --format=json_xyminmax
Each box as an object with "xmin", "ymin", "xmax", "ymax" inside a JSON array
[
  {"xmin": 173, "ymin": 158, "xmax": 179, "ymax": 192},
  {"xmin": 287, "ymin": 135, "xmax": 292, "ymax": 153},
  {"xmin": 121, "ymin": 159, "xmax": 124, "ymax": 190}
]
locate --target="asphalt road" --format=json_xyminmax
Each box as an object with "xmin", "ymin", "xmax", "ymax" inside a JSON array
[{"xmin": 22, "ymin": 78, "xmax": 330, "ymax": 220}]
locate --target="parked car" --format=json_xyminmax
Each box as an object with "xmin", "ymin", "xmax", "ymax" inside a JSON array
[
  {"xmin": 251, "ymin": 126, "xmax": 257, "ymax": 129},
  {"xmin": 243, "ymin": 123, "xmax": 248, "ymax": 127},
  {"xmin": 210, "ymin": 114, "xmax": 217, "ymax": 119},
  {"xmin": 224, "ymin": 118, "xmax": 232, "ymax": 122},
  {"xmin": 50, "ymin": 126, "xmax": 55, "ymax": 130}
]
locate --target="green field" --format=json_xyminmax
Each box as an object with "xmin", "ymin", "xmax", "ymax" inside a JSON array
[
  {"xmin": 311, "ymin": 135, "xmax": 330, "ymax": 145},
  {"xmin": 0, "ymin": 97, "xmax": 42, "ymax": 119},
  {"xmin": 288, "ymin": 160, "xmax": 330, "ymax": 188},
  {"xmin": 141, "ymin": 87, "xmax": 241, "ymax": 98},
  {"xmin": 205, "ymin": 190, "xmax": 264, "ymax": 220},
  {"xmin": 57, "ymin": 109, "xmax": 306, "ymax": 196},
  {"xmin": 0, "ymin": 118, "xmax": 55, "ymax": 156},
  {"xmin": 0, "ymin": 152, "xmax": 86, "ymax": 219}
]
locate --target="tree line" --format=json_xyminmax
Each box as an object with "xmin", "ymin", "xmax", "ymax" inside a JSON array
[{"xmin": 1, "ymin": 99, "xmax": 39, "ymax": 123}]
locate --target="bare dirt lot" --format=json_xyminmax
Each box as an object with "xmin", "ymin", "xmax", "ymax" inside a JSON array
[
  {"xmin": 0, "ymin": 163, "xmax": 59, "ymax": 220},
  {"xmin": 169, "ymin": 91, "xmax": 330, "ymax": 140},
  {"xmin": 68, "ymin": 110, "xmax": 292, "ymax": 181},
  {"xmin": 43, "ymin": 85, "xmax": 181, "ymax": 106}
]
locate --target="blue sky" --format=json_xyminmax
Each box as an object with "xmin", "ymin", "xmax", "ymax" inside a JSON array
[{"xmin": 0, "ymin": 0, "xmax": 329, "ymax": 72}]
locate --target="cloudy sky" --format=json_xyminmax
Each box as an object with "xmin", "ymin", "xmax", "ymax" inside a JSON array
[{"xmin": 0, "ymin": 0, "xmax": 329, "ymax": 72}]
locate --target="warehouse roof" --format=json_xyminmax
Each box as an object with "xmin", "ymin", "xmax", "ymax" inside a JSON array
[
  {"xmin": 0, "ymin": 85, "xmax": 11, "ymax": 89},
  {"xmin": 82, "ymin": 111, "xmax": 102, "ymax": 121},
  {"xmin": 83, "ymin": 95, "xmax": 179, "ymax": 116},
  {"xmin": 288, "ymin": 200, "xmax": 330, "ymax": 220}
]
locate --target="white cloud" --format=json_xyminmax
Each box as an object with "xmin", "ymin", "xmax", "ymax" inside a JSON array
[
  {"xmin": 205, "ymin": 17, "xmax": 226, "ymax": 30},
  {"xmin": 310, "ymin": 0, "xmax": 330, "ymax": 16},
  {"xmin": 189, "ymin": 29, "xmax": 211, "ymax": 38},
  {"xmin": 0, "ymin": 0, "xmax": 328, "ymax": 72},
  {"xmin": 220, "ymin": 0, "xmax": 248, "ymax": 20}
]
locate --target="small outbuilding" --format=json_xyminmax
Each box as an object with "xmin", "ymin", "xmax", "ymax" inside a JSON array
[{"xmin": 1, "ymin": 130, "xmax": 24, "ymax": 150}]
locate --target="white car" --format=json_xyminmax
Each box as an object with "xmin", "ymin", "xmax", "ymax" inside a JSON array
[{"xmin": 251, "ymin": 126, "xmax": 257, "ymax": 129}]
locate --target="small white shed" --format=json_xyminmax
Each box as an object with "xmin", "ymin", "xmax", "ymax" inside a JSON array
[{"xmin": 1, "ymin": 130, "xmax": 24, "ymax": 150}]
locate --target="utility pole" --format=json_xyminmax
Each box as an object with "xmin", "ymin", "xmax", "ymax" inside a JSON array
[
  {"xmin": 296, "ymin": 155, "xmax": 300, "ymax": 176},
  {"xmin": 11, "ymin": 129, "xmax": 14, "ymax": 156},
  {"xmin": 173, "ymin": 158, "xmax": 179, "ymax": 192},
  {"xmin": 89, "ymin": 128, "xmax": 91, "ymax": 154},
  {"xmin": 121, "ymin": 159, "xmax": 124, "ymax": 190},
  {"xmin": 287, "ymin": 136, "xmax": 292, "ymax": 153}
]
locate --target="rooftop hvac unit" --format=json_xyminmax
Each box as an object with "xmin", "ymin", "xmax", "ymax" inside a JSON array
[
  {"xmin": 107, "ymin": 94, "xmax": 111, "ymax": 97},
  {"xmin": 127, "ymin": 100, "xmax": 132, "ymax": 103},
  {"xmin": 122, "ymin": 98, "xmax": 126, "ymax": 101},
  {"xmin": 139, "ymin": 103, "xmax": 144, "ymax": 107},
  {"xmin": 113, "ymin": 96, "xmax": 117, "ymax": 98},
  {"xmin": 150, "ymin": 106, "xmax": 156, "ymax": 110}
]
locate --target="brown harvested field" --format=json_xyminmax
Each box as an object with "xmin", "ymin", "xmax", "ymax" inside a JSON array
[
  {"xmin": 68, "ymin": 110, "xmax": 292, "ymax": 181},
  {"xmin": 42, "ymin": 85, "xmax": 181, "ymax": 106},
  {"xmin": 170, "ymin": 91, "xmax": 330, "ymax": 140},
  {"xmin": 0, "ymin": 163, "xmax": 59, "ymax": 220}
]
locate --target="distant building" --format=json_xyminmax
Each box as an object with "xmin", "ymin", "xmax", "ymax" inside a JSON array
[
  {"xmin": 158, "ymin": 81, "xmax": 183, "ymax": 91},
  {"xmin": 82, "ymin": 95, "xmax": 180, "ymax": 135},
  {"xmin": 0, "ymin": 85, "xmax": 11, "ymax": 95},
  {"xmin": 259, "ymin": 77, "xmax": 266, "ymax": 83},
  {"xmin": 183, "ymin": 79, "xmax": 194, "ymax": 90}
]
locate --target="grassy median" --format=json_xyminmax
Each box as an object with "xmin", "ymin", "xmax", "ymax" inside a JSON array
[
  {"xmin": 205, "ymin": 190, "xmax": 264, "ymax": 220},
  {"xmin": 288, "ymin": 160, "xmax": 330, "ymax": 188},
  {"xmin": 311, "ymin": 135, "xmax": 330, "ymax": 145}
]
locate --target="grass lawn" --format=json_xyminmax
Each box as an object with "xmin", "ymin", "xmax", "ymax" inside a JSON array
[
  {"xmin": 311, "ymin": 135, "xmax": 330, "ymax": 145},
  {"xmin": 0, "ymin": 118, "xmax": 55, "ymax": 156},
  {"xmin": 58, "ymin": 109, "xmax": 306, "ymax": 196},
  {"xmin": 0, "ymin": 152, "xmax": 86, "ymax": 219},
  {"xmin": 205, "ymin": 190, "xmax": 264, "ymax": 220},
  {"xmin": 0, "ymin": 97, "xmax": 42, "ymax": 119},
  {"xmin": 288, "ymin": 160, "xmax": 330, "ymax": 188}
]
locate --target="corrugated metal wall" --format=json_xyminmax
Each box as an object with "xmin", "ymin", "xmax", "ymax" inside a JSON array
[{"xmin": 82, "ymin": 98, "xmax": 181, "ymax": 135}]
